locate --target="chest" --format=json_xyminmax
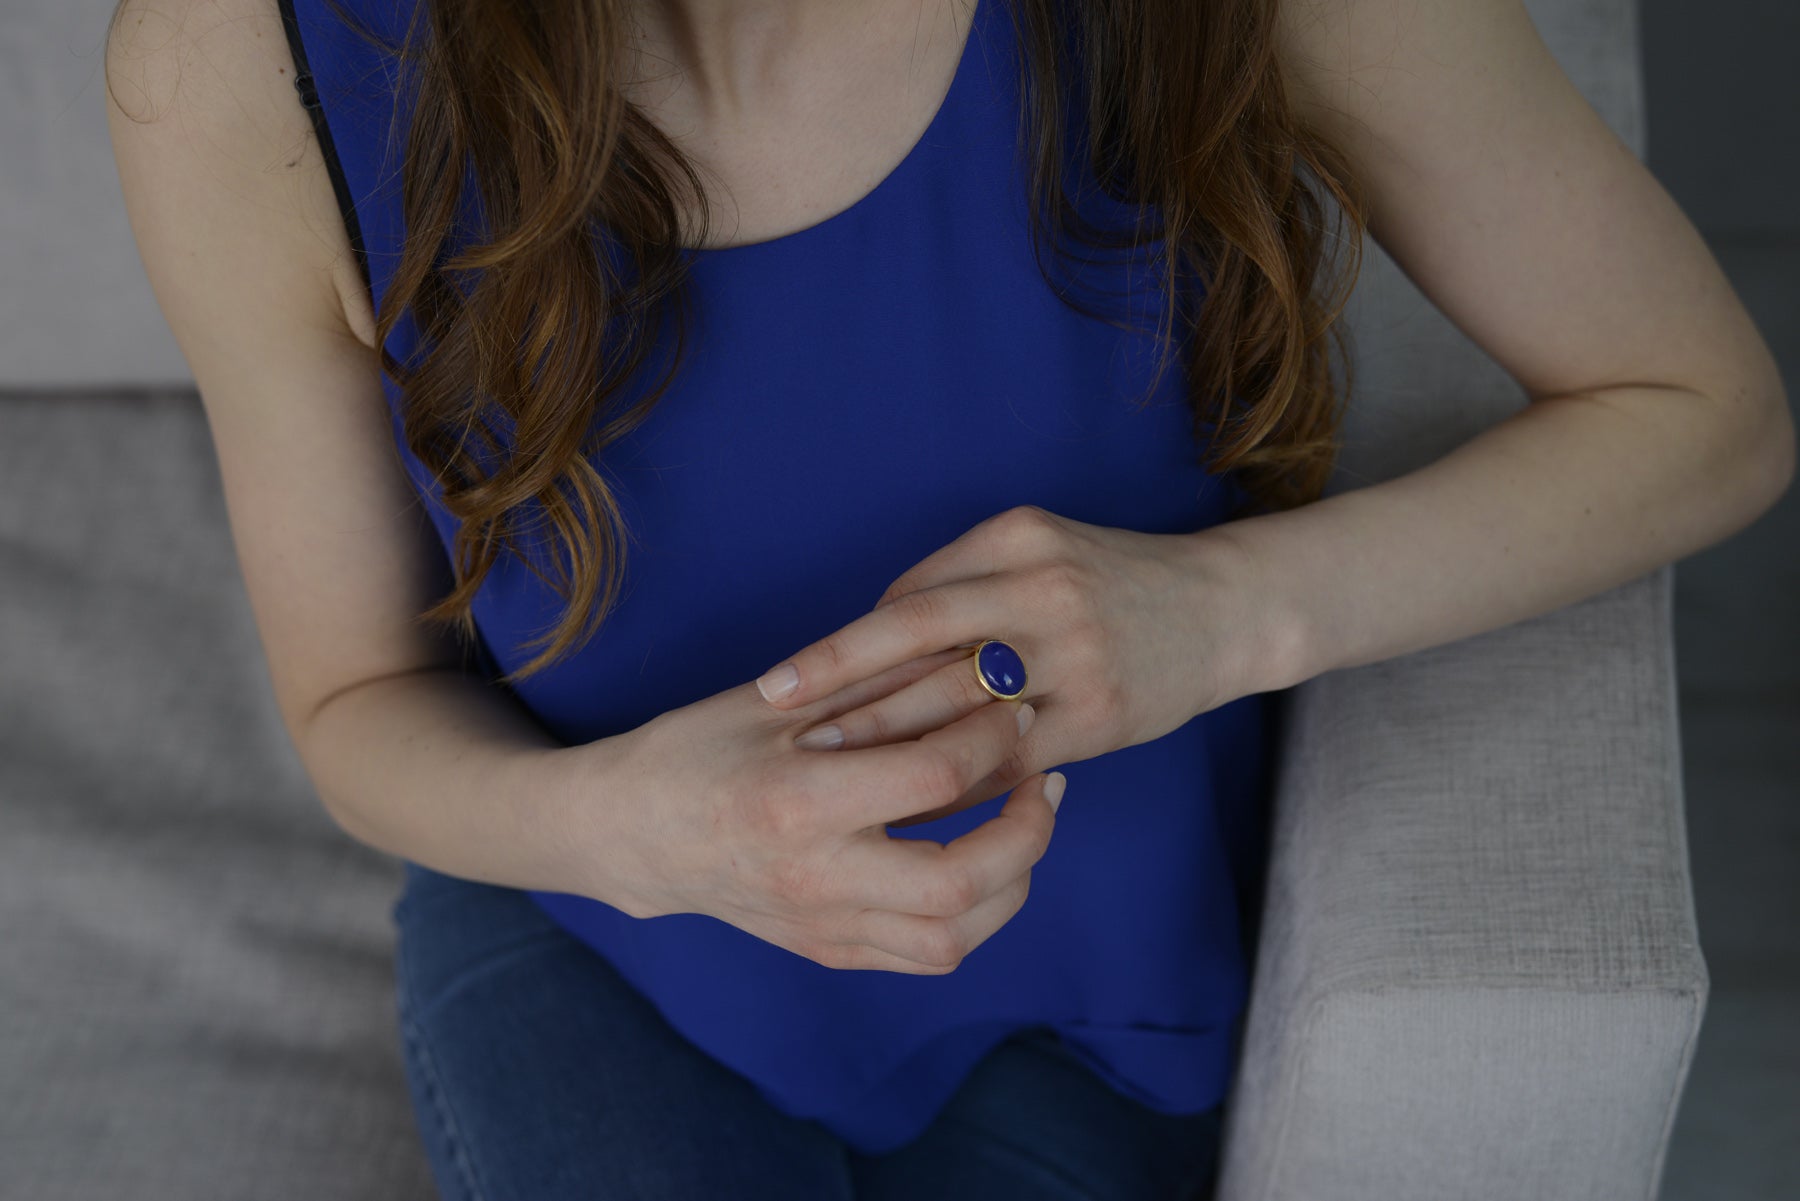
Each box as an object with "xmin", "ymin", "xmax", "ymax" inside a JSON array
[{"xmin": 618, "ymin": 0, "xmax": 977, "ymax": 250}]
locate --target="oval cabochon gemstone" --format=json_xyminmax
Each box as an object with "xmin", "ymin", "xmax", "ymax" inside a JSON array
[{"xmin": 977, "ymin": 639, "xmax": 1027, "ymax": 698}]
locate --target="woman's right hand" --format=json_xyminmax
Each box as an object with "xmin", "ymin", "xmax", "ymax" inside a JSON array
[{"xmin": 563, "ymin": 648, "xmax": 1065, "ymax": 974}]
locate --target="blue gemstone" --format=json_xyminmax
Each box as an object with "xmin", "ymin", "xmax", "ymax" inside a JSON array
[{"xmin": 977, "ymin": 640, "xmax": 1027, "ymax": 698}]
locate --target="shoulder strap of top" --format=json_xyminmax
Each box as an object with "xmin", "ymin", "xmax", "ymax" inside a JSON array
[{"xmin": 276, "ymin": 0, "xmax": 382, "ymax": 295}]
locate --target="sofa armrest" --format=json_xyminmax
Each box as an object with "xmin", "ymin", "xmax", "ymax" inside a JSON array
[{"xmin": 1216, "ymin": 564, "xmax": 1708, "ymax": 1201}]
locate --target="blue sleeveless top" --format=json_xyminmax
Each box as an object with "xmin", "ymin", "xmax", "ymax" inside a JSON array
[{"xmin": 282, "ymin": 0, "xmax": 1275, "ymax": 1155}]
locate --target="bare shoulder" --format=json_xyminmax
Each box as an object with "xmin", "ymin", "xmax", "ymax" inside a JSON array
[
  {"xmin": 1269, "ymin": 0, "xmax": 1508, "ymax": 146},
  {"xmin": 106, "ymin": 0, "xmax": 473, "ymax": 741},
  {"xmin": 106, "ymin": 0, "xmax": 377, "ymax": 352},
  {"xmin": 1265, "ymin": 0, "xmax": 1788, "ymax": 465}
]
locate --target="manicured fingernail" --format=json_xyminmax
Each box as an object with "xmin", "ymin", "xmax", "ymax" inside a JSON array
[
  {"xmin": 757, "ymin": 663, "xmax": 799, "ymax": 702},
  {"xmin": 1016, "ymin": 702, "xmax": 1036, "ymax": 736},
  {"xmin": 794, "ymin": 724, "xmax": 843, "ymax": 750},
  {"xmin": 1044, "ymin": 771, "xmax": 1067, "ymax": 812}
]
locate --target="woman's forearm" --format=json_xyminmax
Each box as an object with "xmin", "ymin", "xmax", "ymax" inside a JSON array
[
  {"xmin": 1202, "ymin": 379, "xmax": 1794, "ymax": 700},
  {"xmin": 294, "ymin": 666, "xmax": 619, "ymax": 900}
]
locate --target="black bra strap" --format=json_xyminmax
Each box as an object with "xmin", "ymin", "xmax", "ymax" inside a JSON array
[{"xmin": 275, "ymin": 0, "xmax": 374, "ymax": 298}]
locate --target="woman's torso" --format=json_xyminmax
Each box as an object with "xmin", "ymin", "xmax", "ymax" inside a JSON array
[{"xmin": 281, "ymin": 0, "xmax": 1276, "ymax": 1155}]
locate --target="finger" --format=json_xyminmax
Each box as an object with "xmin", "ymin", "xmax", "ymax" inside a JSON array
[
  {"xmin": 808, "ymin": 694, "xmax": 1028, "ymax": 830},
  {"xmin": 803, "ymin": 935, "xmax": 973, "ymax": 974},
  {"xmin": 753, "ymin": 646, "xmax": 963, "ymax": 735},
  {"xmin": 884, "ymin": 759, "xmax": 1024, "ymax": 828},
  {"xmin": 835, "ymin": 770, "xmax": 1061, "ymax": 916},
  {"xmin": 836, "ymin": 871, "xmax": 1032, "ymax": 972},
  {"xmin": 753, "ymin": 575, "xmax": 1016, "ymax": 710},
  {"xmin": 883, "ymin": 699, "xmax": 1059, "ymax": 827},
  {"xmin": 761, "ymin": 903, "xmax": 954, "ymax": 974},
  {"xmin": 788, "ymin": 644, "xmax": 1004, "ymax": 752}
]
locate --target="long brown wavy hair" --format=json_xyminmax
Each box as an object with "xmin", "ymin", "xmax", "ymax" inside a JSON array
[{"xmin": 375, "ymin": 0, "xmax": 1367, "ymax": 684}]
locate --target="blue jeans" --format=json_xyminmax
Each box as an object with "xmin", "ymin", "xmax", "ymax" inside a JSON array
[{"xmin": 392, "ymin": 862, "xmax": 1225, "ymax": 1200}]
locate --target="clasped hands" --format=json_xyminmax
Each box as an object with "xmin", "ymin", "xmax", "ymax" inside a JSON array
[{"xmin": 753, "ymin": 504, "xmax": 1261, "ymax": 827}]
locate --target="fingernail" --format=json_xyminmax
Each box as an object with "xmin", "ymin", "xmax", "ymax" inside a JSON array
[
  {"xmin": 794, "ymin": 724, "xmax": 843, "ymax": 750},
  {"xmin": 1044, "ymin": 771, "xmax": 1067, "ymax": 812},
  {"xmin": 757, "ymin": 663, "xmax": 799, "ymax": 703},
  {"xmin": 1016, "ymin": 702, "xmax": 1036, "ymax": 736}
]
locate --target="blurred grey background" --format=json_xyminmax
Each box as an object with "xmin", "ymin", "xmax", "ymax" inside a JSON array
[
  {"xmin": 0, "ymin": 0, "xmax": 1792, "ymax": 1196},
  {"xmin": 1638, "ymin": 3, "xmax": 1800, "ymax": 1197}
]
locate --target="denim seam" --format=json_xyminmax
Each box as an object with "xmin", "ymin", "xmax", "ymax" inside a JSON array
[
  {"xmin": 395, "ymin": 919, "xmax": 505, "ymax": 1201},
  {"xmin": 398, "ymin": 990, "xmax": 493, "ymax": 1201}
]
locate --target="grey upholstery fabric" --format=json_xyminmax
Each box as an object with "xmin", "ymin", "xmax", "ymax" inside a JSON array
[
  {"xmin": 1217, "ymin": 565, "xmax": 1704, "ymax": 1201},
  {"xmin": 0, "ymin": 393, "xmax": 433, "ymax": 1200},
  {"xmin": 1, "ymin": 0, "xmax": 1704, "ymax": 1198}
]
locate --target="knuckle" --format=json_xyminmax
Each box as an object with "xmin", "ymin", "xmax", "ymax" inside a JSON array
[
  {"xmin": 801, "ymin": 938, "xmax": 849, "ymax": 970},
  {"xmin": 921, "ymin": 865, "xmax": 981, "ymax": 916},
  {"xmin": 892, "ymin": 587, "xmax": 949, "ymax": 640},
  {"xmin": 1088, "ymin": 675, "xmax": 1130, "ymax": 729},
  {"xmin": 733, "ymin": 788, "xmax": 775, "ymax": 837},
  {"xmin": 915, "ymin": 922, "xmax": 967, "ymax": 969},
  {"xmin": 730, "ymin": 766, "xmax": 777, "ymax": 826},
  {"xmin": 915, "ymin": 743, "xmax": 972, "ymax": 800},
  {"xmin": 862, "ymin": 702, "xmax": 895, "ymax": 746},
  {"xmin": 1008, "ymin": 871, "xmax": 1034, "ymax": 915},
  {"xmin": 877, "ymin": 573, "xmax": 919, "ymax": 609},
  {"xmin": 991, "ymin": 745, "xmax": 1032, "ymax": 785},
  {"xmin": 1035, "ymin": 559, "xmax": 1090, "ymax": 613},
  {"xmin": 827, "ymin": 944, "xmax": 865, "ymax": 971},
  {"xmin": 998, "ymin": 504, "xmax": 1060, "ymax": 547},
  {"xmin": 768, "ymin": 855, "xmax": 829, "ymax": 907},
  {"xmin": 744, "ymin": 789, "xmax": 804, "ymax": 840},
  {"xmin": 747, "ymin": 767, "xmax": 827, "ymax": 841},
  {"xmin": 814, "ymin": 635, "xmax": 850, "ymax": 675}
]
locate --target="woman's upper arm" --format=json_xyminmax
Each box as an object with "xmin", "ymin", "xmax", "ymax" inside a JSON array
[
  {"xmin": 1273, "ymin": 0, "xmax": 1789, "ymax": 456},
  {"xmin": 106, "ymin": 0, "xmax": 468, "ymax": 742}
]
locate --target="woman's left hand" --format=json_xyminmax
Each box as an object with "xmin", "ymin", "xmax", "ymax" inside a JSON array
[{"xmin": 752, "ymin": 504, "xmax": 1271, "ymax": 826}]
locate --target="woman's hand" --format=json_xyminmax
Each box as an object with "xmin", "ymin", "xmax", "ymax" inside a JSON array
[
  {"xmin": 588, "ymin": 652, "xmax": 1066, "ymax": 974},
  {"xmin": 752, "ymin": 505, "xmax": 1264, "ymax": 826}
]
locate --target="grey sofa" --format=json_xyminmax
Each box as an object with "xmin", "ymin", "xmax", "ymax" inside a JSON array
[{"xmin": 0, "ymin": 0, "xmax": 1705, "ymax": 1198}]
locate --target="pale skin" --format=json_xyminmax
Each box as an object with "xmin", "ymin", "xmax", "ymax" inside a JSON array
[{"xmin": 107, "ymin": 0, "xmax": 1793, "ymax": 972}]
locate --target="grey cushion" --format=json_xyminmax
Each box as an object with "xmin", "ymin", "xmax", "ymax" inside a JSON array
[
  {"xmin": 0, "ymin": 392, "xmax": 433, "ymax": 1200},
  {"xmin": 1218, "ymin": 563, "xmax": 1704, "ymax": 1201}
]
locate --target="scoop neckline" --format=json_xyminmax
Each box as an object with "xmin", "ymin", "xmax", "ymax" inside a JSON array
[{"xmin": 681, "ymin": 0, "xmax": 984, "ymax": 260}]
